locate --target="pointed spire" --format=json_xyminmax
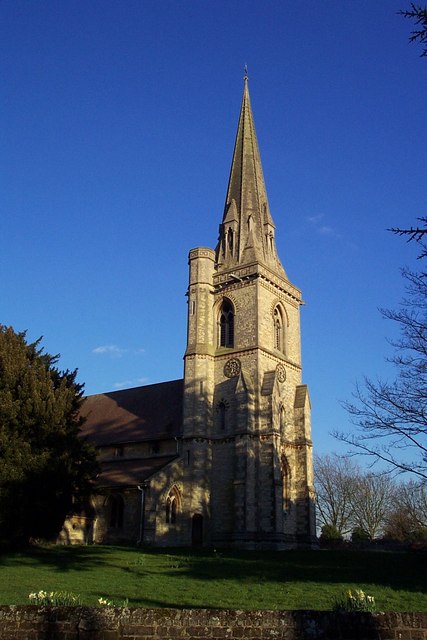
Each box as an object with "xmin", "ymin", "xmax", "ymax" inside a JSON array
[{"xmin": 215, "ymin": 73, "xmax": 285, "ymax": 277}]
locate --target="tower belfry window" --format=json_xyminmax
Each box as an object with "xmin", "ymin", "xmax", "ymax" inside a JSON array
[{"xmin": 219, "ymin": 299, "xmax": 234, "ymax": 348}]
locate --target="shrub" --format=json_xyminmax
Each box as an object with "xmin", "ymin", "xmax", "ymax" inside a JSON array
[
  {"xmin": 351, "ymin": 527, "xmax": 370, "ymax": 542},
  {"xmin": 320, "ymin": 524, "xmax": 343, "ymax": 542}
]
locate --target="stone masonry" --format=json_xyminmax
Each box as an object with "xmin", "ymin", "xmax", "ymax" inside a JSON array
[{"xmin": 0, "ymin": 607, "xmax": 426, "ymax": 640}]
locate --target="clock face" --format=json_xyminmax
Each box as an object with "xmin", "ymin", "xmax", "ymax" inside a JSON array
[
  {"xmin": 224, "ymin": 358, "xmax": 241, "ymax": 378},
  {"xmin": 276, "ymin": 363, "xmax": 286, "ymax": 383}
]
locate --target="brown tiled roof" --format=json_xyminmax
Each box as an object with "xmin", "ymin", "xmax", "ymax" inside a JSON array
[
  {"xmin": 80, "ymin": 379, "xmax": 183, "ymax": 446},
  {"xmin": 96, "ymin": 456, "xmax": 178, "ymax": 488}
]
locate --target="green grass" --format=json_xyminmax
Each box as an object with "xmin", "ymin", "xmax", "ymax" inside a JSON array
[{"xmin": 0, "ymin": 546, "xmax": 425, "ymax": 611}]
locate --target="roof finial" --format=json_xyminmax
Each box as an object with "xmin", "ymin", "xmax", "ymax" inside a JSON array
[{"xmin": 243, "ymin": 64, "xmax": 248, "ymax": 82}]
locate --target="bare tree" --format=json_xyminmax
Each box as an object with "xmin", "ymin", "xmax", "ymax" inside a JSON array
[
  {"xmin": 385, "ymin": 480, "xmax": 427, "ymax": 540},
  {"xmin": 350, "ymin": 474, "xmax": 395, "ymax": 540},
  {"xmin": 314, "ymin": 454, "xmax": 360, "ymax": 536},
  {"xmin": 399, "ymin": 480, "xmax": 427, "ymax": 527},
  {"xmin": 335, "ymin": 268, "xmax": 427, "ymax": 481}
]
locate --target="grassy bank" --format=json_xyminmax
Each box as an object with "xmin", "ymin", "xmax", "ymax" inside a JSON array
[{"xmin": 0, "ymin": 546, "xmax": 425, "ymax": 611}]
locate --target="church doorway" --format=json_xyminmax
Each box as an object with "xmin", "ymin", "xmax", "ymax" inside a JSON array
[{"xmin": 191, "ymin": 514, "xmax": 203, "ymax": 546}]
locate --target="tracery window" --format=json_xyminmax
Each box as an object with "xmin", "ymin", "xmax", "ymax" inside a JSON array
[
  {"xmin": 219, "ymin": 299, "xmax": 234, "ymax": 348},
  {"xmin": 166, "ymin": 486, "xmax": 181, "ymax": 524}
]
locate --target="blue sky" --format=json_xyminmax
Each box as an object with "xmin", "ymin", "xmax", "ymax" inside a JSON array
[{"xmin": 1, "ymin": 1, "xmax": 425, "ymax": 459}]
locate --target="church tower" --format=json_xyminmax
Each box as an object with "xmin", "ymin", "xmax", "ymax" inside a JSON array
[{"xmin": 182, "ymin": 74, "xmax": 316, "ymax": 548}]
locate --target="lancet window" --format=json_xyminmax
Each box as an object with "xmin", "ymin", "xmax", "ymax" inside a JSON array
[
  {"xmin": 281, "ymin": 455, "xmax": 291, "ymax": 512},
  {"xmin": 273, "ymin": 306, "xmax": 286, "ymax": 354},
  {"xmin": 217, "ymin": 400, "xmax": 227, "ymax": 431}
]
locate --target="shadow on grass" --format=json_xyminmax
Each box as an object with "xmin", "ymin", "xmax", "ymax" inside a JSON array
[
  {"xmin": 134, "ymin": 547, "xmax": 427, "ymax": 593},
  {"xmin": 0, "ymin": 545, "xmax": 425, "ymax": 597},
  {"xmin": 0, "ymin": 544, "xmax": 115, "ymax": 573}
]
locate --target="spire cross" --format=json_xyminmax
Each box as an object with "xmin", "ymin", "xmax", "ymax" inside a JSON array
[{"xmin": 243, "ymin": 64, "xmax": 248, "ymax": 82}]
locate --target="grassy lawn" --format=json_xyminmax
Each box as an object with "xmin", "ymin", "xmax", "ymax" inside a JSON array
[{"xmin": 0, "ymin": 546, "xmax": 425, "ymax": 611}]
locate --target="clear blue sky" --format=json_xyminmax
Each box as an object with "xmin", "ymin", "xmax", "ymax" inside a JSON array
[{"xmin": 1, "ymin": 1, "xmax": 425, "ymax": 459}]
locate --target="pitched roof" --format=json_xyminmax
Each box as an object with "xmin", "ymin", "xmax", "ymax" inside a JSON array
[
  {"xmin": 96, "ymin": 456, "xmax": 178, "ymax": 487},
  {"xmin": 294, "ymin": 384, "xmax": 310, "ymax": 409},
  {"xmin": 80, "ymin": 379, "xmax": 183, "ymax": 446}
]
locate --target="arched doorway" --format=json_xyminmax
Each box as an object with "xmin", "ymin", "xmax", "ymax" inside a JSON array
[{"xmin": 191, "ymin": 514, "xmax": 203, "ymax": 546}]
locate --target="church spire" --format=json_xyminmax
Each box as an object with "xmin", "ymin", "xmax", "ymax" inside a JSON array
[{"xmin": 215, "ymin": 73, "xmax": 286, "ymax": 277}]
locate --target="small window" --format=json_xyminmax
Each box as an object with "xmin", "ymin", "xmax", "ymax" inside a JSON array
[
  {"xmin": 114, "ymin": 445, "xmax": 124, "ymax": 458},
  {"xmin": 217, "ymin": 401, "xmax": 227, "ymax": 431},
  {"xmin": 151, "ymin": 441, "xmax": 160, "ymax": 455},
  {"xmin": 227, "ymin": 228, "xmax": 234, "ymax": 255},
  {"xmin": 109, "ymin": 494, "xmax": 124, "ymax": 529},
  {"xmin": 219, "ymin": 299, "xmax": 234, "ymax": 348},
  {"xmin": 273, "ymin": 306, "xmax": 286, "ymax": 354},
  {"xmin": 281, "ymin": 455, "xmax": 291, "ymax": 512}
]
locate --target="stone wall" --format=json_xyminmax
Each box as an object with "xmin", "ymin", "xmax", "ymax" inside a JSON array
[{"xmin": 0, "ymin": 606, "xmax": 425, "ymax": 640}]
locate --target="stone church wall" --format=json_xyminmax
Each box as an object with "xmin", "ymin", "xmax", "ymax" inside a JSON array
[
  {"xmin": 0, "ymin": 607, "xmax": 425, "ymax": 640},
  {"xmin": 211, "ymin": 440, "xmax": 235, "ymax": 538}
]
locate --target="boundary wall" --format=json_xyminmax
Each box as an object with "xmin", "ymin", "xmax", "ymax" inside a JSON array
[{"xmin": 0, "ymin": 606, "xmax": 426, "ymax": 640}]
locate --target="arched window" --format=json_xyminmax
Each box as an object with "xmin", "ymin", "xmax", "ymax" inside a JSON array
[
  {"xmin": 217, "ymin": 401, "xmax": 227, "ymax": 431},
  {"xmin": 273, "ymin": 306, "xmax": 286, "ymax": 354},
  {"xmin": 281, "ymin": 455, "xmax": 291, "ymax": 512},
  {"xmin": 108, "ymin": 494, "xmax": 124, "ymax": 529},
  {"xmin": 166, "ymin": 486, "xmax": 181, "ymax": 524},
  {"xmin": 219, "ymin": 299, "xmax": 234, "ymax": 348}
]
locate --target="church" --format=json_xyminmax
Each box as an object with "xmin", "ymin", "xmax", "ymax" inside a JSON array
[{"xmin": 61, "ymin": 75, "xmax": 316, "ymax": 549}]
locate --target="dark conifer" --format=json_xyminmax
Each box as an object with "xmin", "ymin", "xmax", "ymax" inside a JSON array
[{"xmin": 0, "ymin": 326, "xmax": 98, "ymax": 546}]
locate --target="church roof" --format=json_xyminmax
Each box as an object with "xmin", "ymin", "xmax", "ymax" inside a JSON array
[
  {"xmin": 95, "ymin": 455, "xmax": 178, "ymax": 488},
  {"xmin": 80, "ymin": 379, "xmax": 183, "ymax": 446},
  {"xmin": 216, "ymin": 73, "xmax": 286, "ymax": 277}
]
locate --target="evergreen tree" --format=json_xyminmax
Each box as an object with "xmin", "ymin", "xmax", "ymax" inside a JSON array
[{"xmin": 0, "ymin": 325, "xmax": 98, "ymax": 546}]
